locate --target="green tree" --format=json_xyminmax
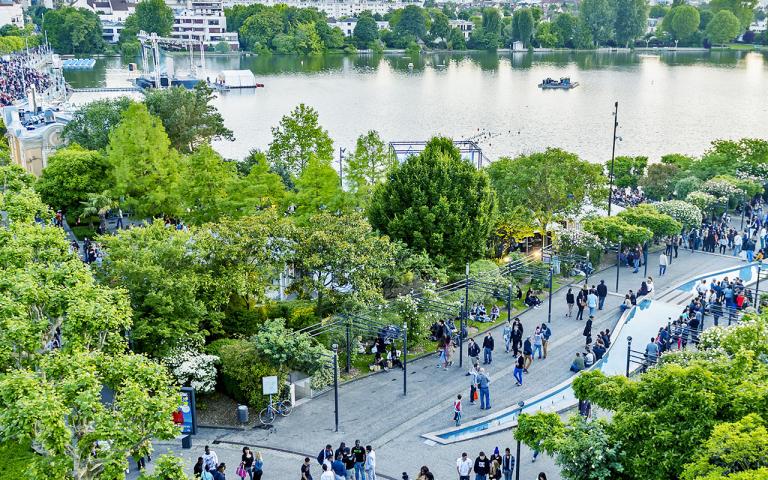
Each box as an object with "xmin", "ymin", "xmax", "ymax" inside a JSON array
[
  {"xmin": 661, "ymin": 153, "xmax": 695, "ymax": 170},
  {"xmin": 42, "ymin": 7, "xmax": 104, "ymax": 54},
  {"xmin": 617, "ymin": 204, "xmax": 681, "ymax": 238},
  {"xmin": 614, "ymin": 0, "xmax": 649, "ymax": 47},
  {"xmin": 61, "ymin": 98, "xmax": 134, "ymax": 151},
  {"xmin": 290, "ymin": 212, "xmax": 395, "ymax": 309},
  {"xmin": 579, "ymin": 0, "xmax": 616, "ymax": 46},
  {"xmin": 346, "ymin": 130, "xmax": 394, "ymax": 206},
  {"xmin": 239, "ymin": 7, "xmax": 283, "ymax": 50},
  {"xmin": 240, "ymin": 152, "xmax": 287, "ymax": 209},
  {"xmin": 512, "ymin": 8, "xmax": 535, "ymax": 46},
  {"xmin": 535, "ymin": 21, "xmax": 558, "ymax": 47},
  {"xmin": 368, "ymin": 137, "xmax": 496, "ymax": 268},
  {"xmin": 447, "ymin": 27, "xmax": 467, "ymax": 49},
  {"xmin": 706, "ymin": 10, "xmax": 742, "ymax": 46},
  {"xmin": 710, "ymin": 0, "xmax": 758, "ymax": 29},
  {"xmin": 267, "ymin": 103, "xmax": 334, "ymax": 182},
  {"xmin": 289, "ymin": 156, "xmax": 349, "ymax": 221},
  {"xmin": 610, "ymin": 155, "xmax": 648, "ymax": 188},
  {"xmin": 106, "ymin": 103, "xmax": 181, "ymax": 218},
  {"xmin": 0, "ymin": 351, "xmax": 179, "ymax": 480},
  {"xmin": 80, "ymin": 191, "xmax": 116, "ymax": 233},
  {"xmin": 134, "ymin": 0, "xmax": 174, "ymax": 36},
  {"xmin": 669, "ymin": 5, "xmax": 701, "ymax": 41},
  {"xmin": 552, "ymin": 13, "xmax": 578, "ymax": 47},
  {"xmin": 252, "ymin": 318, "xmax": 328, "ymax": 374},
  {"xmin": 675, "ymin": 176, "xmax": 703, "ymax": 199},
  {"xmin": 638, "ymin": 163, "xmax": 679, "ymax": 200},
  {"xmin": 686, "ymin": 191, "xmax": 719, "ymax": 215},
  {"xmin": 354, "ymin": 13, "xmax": 380, "ymax": 47},
  {"xmin": 394, "ymin": 5, "xmax": 428, "ymax": 40},
  {"xmin": 178, "ymin": 144, "xmax": 244, "ymax": 224},
  {"xmin": 650, "ymin": 4, "xmax": 669, "ymax": 18},
  {"xmin": 430, "ymin": 10, "xmax": 451, "ymax": 40},
  {"xmin": 292, "ymin": 22, "xmax": 324, "ymax": 54},
  {"xmin": 583, "ymin": 215, "xmax": 653, "ymax": 245},
  {"xmin": 144, "ymin": 83, "xmax": 234, "ymax": 153},
  {"xmin": 35, "ymin": 145, "xmax": 112, "ymax": 217},
  {"xmin": 487, "ymin": 148, "xmax": 606, "ymax": 248}
]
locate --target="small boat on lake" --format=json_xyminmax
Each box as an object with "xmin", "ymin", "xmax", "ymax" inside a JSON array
[{"xmin": 538, "ymin": 77, "xmax": 579, "ymax": 90}]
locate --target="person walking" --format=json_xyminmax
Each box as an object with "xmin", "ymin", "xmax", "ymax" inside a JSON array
[
  {"xmin": 583, "ymin": 317, "xmax": 593, "ymax": 347},
  {"xmin": 343, "ymin": 449, "xmax": 355, "ymax": 480},
  {"xmin": 523, "ymin": 336, "xmax": 533, "ymax": 373},
  {"xmin": 532, "ymin": 327, "xmax": 543, "ymax": 360},
  {"xmin": 351, "ymin": 441, "xmax": 366, "ymax": 480},
  {"xmin": 596, "ymin": 280, "xmax": 608, "ymax": 310},
  {"xmin": 467, "ymin": 338, "xmax": 480, "ymax": 368},
  {"xmin": 194, "ymin": 458, "xmax": 205, "ymax": 479},
  {"xmin": 364, "ymin": 446, "xmax": 376, "ymax": 480},
  {"xmin": 575, "ymin": 288, "xmax": 587, "ymax": 321},
  {"xmin": 540, "ymin": 323, "xmax": 551, "ymax": 359},
  {"xmin": 659, "ymin": 252, "xmax": 668, "ymax": 276},
  {"xmin": 501, "ymin": 448, "xmax": 515, "ymax": 480},
  {"xmin": 587, "ymin": 289, "xmax": 598, "ymax": 317},
  {"xmin": 320, "ymin": 464, "xmax": 335, "ymax": 480},
  {"xmin": 565, "ymin": 288, "xmax": 575, "ymax": 317},
  {"xmin": 513, "ymin": 352, "xmax": 524, "ymax": 386},
  {"xmin": 203, "ymin": 446, "xmax": 220, "ymax": 473},
  {"xmin": 302, "ymin": 457, "xmax": 314, "ymax": 480},
  {"xmin": 453, "ymin": 394, "xmax": 463, "ymax": 426},
  {"xmin": 477, "ymin": 368, "xmax": 491, "ymax": 410},
  {"xmin": 482, "ymin": 332, "xmax": 494, "ymax": 365},
  {"xmin": 511, "ymin": 318, "xmax": 523, "ymax": 356},
  {"xmin": 241, "ymin": 448, "xmax": 254, "ymax": 480},
  {"xmin": 502, "ymin": 320, "xmax": 512, "ymax": 353},
  {"xmin": 469, "ymin": 362, "xmax": 479, "ymax": 405},
  {"xmin": 456, "ymin": 452, "xmax": 472, "ymax": 480}
]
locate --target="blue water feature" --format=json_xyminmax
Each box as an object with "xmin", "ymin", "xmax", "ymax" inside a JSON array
[
  {"xmin": 425, "ymin": 299, "xmax": 688, "ymax": 443},
  {"xmin": 675, "ymin": 262, "xmax": 758, "ymax": 294}
]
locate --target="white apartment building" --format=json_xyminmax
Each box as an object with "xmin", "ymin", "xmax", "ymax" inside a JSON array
[
  {"xmin": 327, "ymin": 18, "xmax": 389, "ymax": 36},
  {"xmin": 169, "ymin": 0, "xmax": 239, "ymax": 49},
  {"xmin": 224, "ymin": 0, "xmax": 423, "ymax": 19},
  {"xmin": 0, "ymin": 0, "xmax": 25, "ymax": 28},
  {"xmin": 449, "ymin": 19, "xmax": 473, "ymax": 39},
  {"xmin": 87, "ymin": 0, "xmax": 136, "ymax": 42}
]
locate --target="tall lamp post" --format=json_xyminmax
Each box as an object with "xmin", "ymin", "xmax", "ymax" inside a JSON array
[
  {"xmin": 338, "ymin": 147, "xmax": 346, "ymax": 187},
  {"xmin": 607, "ymin": 101, "xmax": 619, "ymax": 217},
  {"xmin": 756, "ymin": 262, "xmax": 763, "ymax": 314},
  {"xmin": 515, "ymin": 401, "xmax": 525, "ymax": 480}
]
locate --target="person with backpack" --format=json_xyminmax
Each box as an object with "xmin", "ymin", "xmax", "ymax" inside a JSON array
[{"xmin": 540, "ymin": 323, "xmax": 552, "ymax": 359}]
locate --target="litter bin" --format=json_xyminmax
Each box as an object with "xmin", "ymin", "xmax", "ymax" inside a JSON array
[
  {"xmin": 181, "ymin": 434, "xmax": 192, "ymax": 449},
  {"xmin": 237, "ymin": 404, "xmax": 249, "ymax": 423}
]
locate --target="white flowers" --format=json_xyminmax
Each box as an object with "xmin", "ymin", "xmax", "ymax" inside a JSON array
[
  {"xmin": 556, "ymin": 229, "xmax": 604, "ymax": 252},
  {"xmin": 656, "ymin": 200, "xmax": 703, "ymax": 228},
  {"xmin": 163, "ymin": 349, "xmax": 219, "ymax": 394}
]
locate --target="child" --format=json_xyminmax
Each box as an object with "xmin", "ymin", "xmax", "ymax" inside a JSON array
[{"xmin": 453, "ymin": 394, "xmax": 462, "ymax": 426}]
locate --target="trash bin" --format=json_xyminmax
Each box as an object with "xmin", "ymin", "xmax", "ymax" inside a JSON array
[
  {"xmin": 181, "ymin": 434, "xmax": 192, "ymax": 449},
  {"xmin": 237, "ymin": 404, "xmax": 249, "ymax": 423}
]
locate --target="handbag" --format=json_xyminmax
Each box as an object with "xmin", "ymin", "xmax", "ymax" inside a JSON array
[
  {"xmin": 236, "ymin": 464, "xmax": 247, "ymax": 479},
  {"xmin": 472, "ymin": 389, "xmax": 478, "ymax": 401}
]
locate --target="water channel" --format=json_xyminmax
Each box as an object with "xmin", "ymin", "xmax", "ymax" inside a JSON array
[{"xmin": 64, "ymin": 50, "xmax": 768, "ymax": 162}]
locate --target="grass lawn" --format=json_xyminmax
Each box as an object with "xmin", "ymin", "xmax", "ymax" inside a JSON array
[
  {"xmin": 0, "ymin": 440, "xmax": 36, "ymax": 475},
  {"xmin": 70, "ymin": 225, "xmax": 98, "ymax": 241},
  {"xmin": 727, "ymin": 43, "xmax": 765, "ymax": 51}
]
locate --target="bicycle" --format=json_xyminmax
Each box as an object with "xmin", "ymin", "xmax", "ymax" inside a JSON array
[{"xmin": 258, "ymin": 396, "xmax": 292, "ymax": 425}]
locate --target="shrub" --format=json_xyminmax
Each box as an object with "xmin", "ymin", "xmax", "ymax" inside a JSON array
[
  {"xmin": 163, "ymin": 348, "xmax": 218, "ymax": 394},
  {"xmin": 655, "ymin": 200, "xmax": 703, "ymax": 229},
  {"xmin": 206, "ymin": 339, "xmax": 283, "ymax": 409}
]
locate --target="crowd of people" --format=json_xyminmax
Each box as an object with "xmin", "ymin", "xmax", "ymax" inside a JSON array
[
  {"xmin": 0, "ymin": 48, "xmax": 52, "ymax": 106},
  {"xmin": 610, "ymin": 187, "xmax": 646, "ymax": 207}
]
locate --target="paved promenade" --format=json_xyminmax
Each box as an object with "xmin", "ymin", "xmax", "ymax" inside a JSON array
[{"xmin": 138, "ymin": 249, "xmax": 745, "ymax": 480}]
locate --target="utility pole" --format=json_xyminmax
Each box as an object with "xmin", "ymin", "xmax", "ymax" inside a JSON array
[
  {"xmin": 607, "ymin": 101, "xmax": 619, "ymax": 217},
  {"xmin": 339, "ymin": 147, "xmax": 346, "ymax": 188}
]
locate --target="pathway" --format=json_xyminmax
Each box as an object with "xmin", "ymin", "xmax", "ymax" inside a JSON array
[{"xmin": 139, "ymin": 249, "xmax": 746, "ymax": 480}]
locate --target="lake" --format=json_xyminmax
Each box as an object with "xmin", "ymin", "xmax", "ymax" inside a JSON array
[{"xmin": 64, "ymin": 50, "xmax": 768, "ymax": 163}]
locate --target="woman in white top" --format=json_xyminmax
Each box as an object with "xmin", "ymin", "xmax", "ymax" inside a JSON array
[{"xmin": 646, "ymin": 277, "xmax": 655, "ymax": 298}]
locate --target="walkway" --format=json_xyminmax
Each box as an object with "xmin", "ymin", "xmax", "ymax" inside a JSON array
[{"xmin": 141, "ymin": 249, "xmax": 746, "ymax": 480}]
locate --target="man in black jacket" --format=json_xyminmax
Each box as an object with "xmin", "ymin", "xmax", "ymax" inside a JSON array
[
  {"xmin": 467, "ymin": 338, "xmax": 480, "ymax": 367},
  {"xmin": 473, "ymin": 451, "xmax": 490, "ymax": 479},
  {"xmin": 597, "ymin": 280, "xmax": 608, "ymax": 310},
  {"xmin": 482, "ymin": 332, "xmax": 494, "ymax": 365}
]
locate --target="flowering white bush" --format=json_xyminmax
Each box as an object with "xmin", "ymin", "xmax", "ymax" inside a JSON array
[
  {"xmin": 702, "ymin": 178, "xmax": 743, "ymax": 199},
  {"xmin": 685, "ymin": 191, "xmax": 720, "ymax": 214},
  {"xmin": 657, "ymin": 347, "xmax": 728, "ymax": 367},
  {"xmin": 698, "ymin": 326, "xmax": 730, "ymax": 350},
  {"xmin": 164, "ymin": 349, "xmax": 219, "ymax": 394},
  {"xmin": 655, "ymin": 200, "xmax": 702, "ymax": 229},
  {"xmin": 555, "ymin": 229, "xmax": 605, "ymax": 253}
]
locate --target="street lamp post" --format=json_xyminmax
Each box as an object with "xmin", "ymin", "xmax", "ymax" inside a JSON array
[
  {"xmin": 515, "ymin": 401, "xmax": 525, "ymax": 480},
  {"xmin": 756, "ymin": 262, "xmax": 763, "ymax": 314},
  {"xmin": 616, "ymin": 238, "xmax": 622, "ymax": 293},
  {"xmin": 547, "ymin": 264, "xmax": 554, "ymax": 323},
  {"xmin": 607, "ymin": 101, "xmax": 619, "ymax": 217},
  {"xmin": 332, "ymin": 344, "xmax": 339, "ymax": 432},
  {"xmin": 338, "ymin": 147, "xmax": 346, "ymax": 187}
]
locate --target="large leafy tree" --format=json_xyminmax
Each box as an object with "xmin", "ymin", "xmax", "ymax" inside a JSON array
[
  {"xmin": 368, "ymin": 137, "xmax": 496, "ymax": 268},
  {"xmin": 133, "ymin": 0, "xmax": 174, "ymax": 36},
  {"xmin": 42, "ymin": 7, "xmax": 104, "ymax": 54},
  {"xmin": 346, "ymin": 130, "xmax": 394, "ymax": 206},
  {"xmin": 61, "ymin": 97, "xmax": 134, "ymax": 151},
  {"xmin": 511, "ymin": 8, "xmax": 535, "ymax": 46},
  {"xmin": 582, "ymin": 215, "xmax": 653, "ymax": 246},
  {"xmin": 145, "ymin": 83, "xmax": 234, "ymax": 154},
  {"xmin": 639, "ymin": 163, "xmax": 679, "ymax": 200},
  {"xmin": 709, "ymin": 0, "xmax": 758, "ymax": 29},
  {"xmin": 393, "ymin": 5, "xmax": 428, "ymax": 40},
  {"xmin": 239, "ymin": 151, "xmax": 287, "ymax": 209},
  {"xmin": 35, "ymin": 146, "xmax": 112, "ymax": 218},
  {"xmin": 106, "ymin": 103, "xmax": 181, "ymax": 218},
  {"xmin": 487, "ymin": 148, "xmax": 606, "ymax": 248},
  {"xmin": 666, "ymin": 5, "xmax": 701, "ymax": 41},
  {"xmin": 289, "ymin": 156, "xmax": 349, "ymax": 222},
  {"xmin": 290, "ymin": 212, "xmax": 395, "ymax": 309},
  {"xmin": 267, "ymin": 103, "xmax": 334, "ymax": 183},
  {"xmin": 614, "ymin": 0, "xmax": 649, "ymax": 47},
  {"xmin": 579, "ymin": 0, "xmax": 615, "ymax": 46},
  {"xmin": 616, "ymin": 204, "xmax": 681, "ymax": 238},
  {"xmin": 354, "ymin": 12, "xmax": 380, "ymax": 47},
  {"xmin": 705, "ymin": 10, "xmax": 742, "ymax": 46},
  {"xmin": 552, "ymin": 13, "xmax": 578, "ymax": 47},
  {"xmin": 610, "ymin": 155, "xmax": 648, "ymax": 189},
  {"xmin": 429, "ymin": 10, "xmax": 451, "ymax": 41},
  {"xmin": 0, "ymin": 351, "xmax": 179, "ymax": 480}
]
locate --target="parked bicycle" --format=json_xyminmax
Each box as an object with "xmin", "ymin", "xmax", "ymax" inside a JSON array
[{"xmin": 259, "ymin": 397, "xmax": 292, "ymax": 425}]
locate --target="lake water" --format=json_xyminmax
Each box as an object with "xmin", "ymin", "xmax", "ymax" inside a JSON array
[{"xmin": 64, "ymin": 50, "xmax": 768, "ymax": 163}]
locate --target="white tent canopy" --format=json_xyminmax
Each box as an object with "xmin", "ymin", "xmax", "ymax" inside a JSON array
[{"xmin": 216, "ymin": 70, "xmax": 257, "ymax": 88}]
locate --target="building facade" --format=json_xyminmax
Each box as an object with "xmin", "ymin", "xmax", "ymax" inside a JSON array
[
  {"xmin": 449, "ymin": 19, "xmax": 473, "ymax": 39},
  {"xmin": 2, "ymin": 104, "xmax": 71, "ymax": 177},
  {"xmin": 224, "ymin": 0, "xmax": 422, "ymax": 19},
  {"xmin": 0, "ymin": 0, "xmax": 25, "ymax": 28},
  {"xmin": 169, "ymin": 0, "xmax": 239, "ymax": 49}
]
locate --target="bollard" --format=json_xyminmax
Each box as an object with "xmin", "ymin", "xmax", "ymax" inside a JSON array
[{"xmin": 237, "ymin": 404, "xmax": 249, "ymax": 424}]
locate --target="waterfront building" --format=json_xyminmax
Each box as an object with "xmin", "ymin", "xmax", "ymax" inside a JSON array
[
  {"xmin": 223, "ymin": 0, "xmax": 423, "ymax": 18},
  {"xmin": 327, "ymin": 18, "xmax": 389, "ymax": 37},
  {"xmin": 167, "ymin": 0, "xmax": 239, "ymax": 49},
  {"xmin": 86, "ymin": 0, "xmax": 136, "ymax": 42},
  {"xmin": 0, "ymin": 0, "xmax": 24, "ymax": 28},
  {"xmin": 2, "ymin": 102, "xmax": 71, "ymax": 177},
  {"xmin": 449, "ymin": 19, "xmax": 473, "ymax": 40}
]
